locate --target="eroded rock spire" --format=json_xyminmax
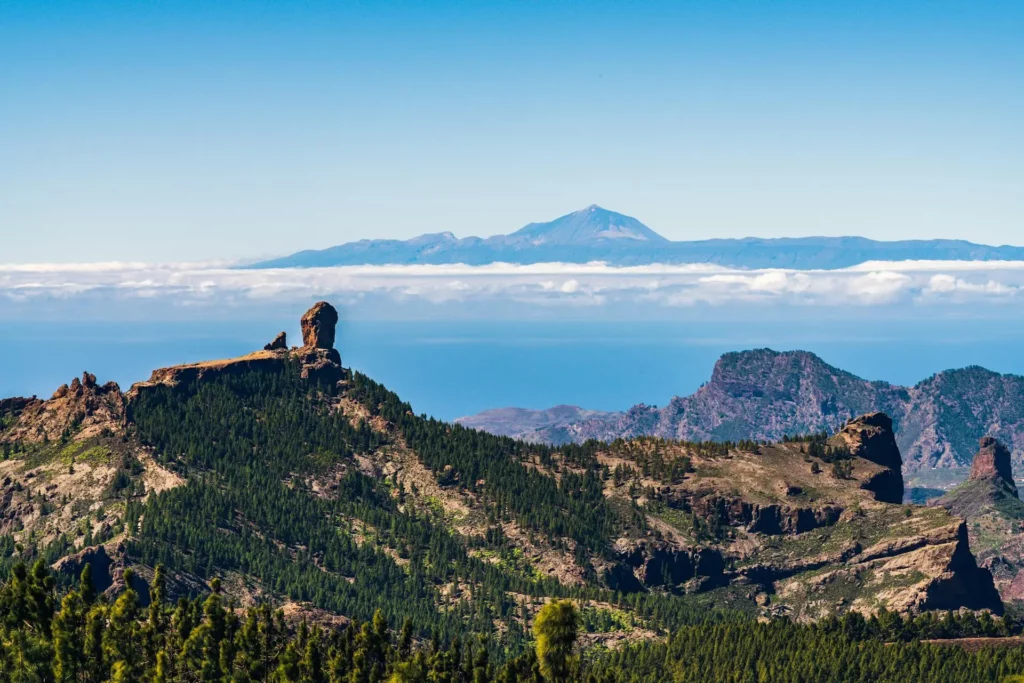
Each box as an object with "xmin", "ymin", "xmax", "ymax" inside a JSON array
[
  {"xmin": 301, "ymin": 301, "xmax": 338, "ymax": 350},
  {"xmin": 970, "ymin": 436, "xmax": 1017, "ymax": 497}
]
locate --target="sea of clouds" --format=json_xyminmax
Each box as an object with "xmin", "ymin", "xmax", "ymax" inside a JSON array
[{"xmin": 1, "ymin": 260, "xmax": 1023, "ymax": 319}]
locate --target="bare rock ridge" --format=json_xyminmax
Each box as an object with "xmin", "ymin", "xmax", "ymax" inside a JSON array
[
  {"xmin": 1, "ymin": 372, "xmax": 124, "ymax": 444},
  {"xmin": 970, "ymin": 436, "xmax": 1017, "ymax": 495},
  {"xmin": 129, "ymin": 301, "xmax": 343, "ymax": 395},
  {"xmin": 830, "ymin": 412, "xmax": 904, "ymax": 504}
]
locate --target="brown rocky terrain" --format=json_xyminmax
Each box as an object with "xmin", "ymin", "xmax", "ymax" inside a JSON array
[
  {"xmin": 457, "ymin": 349, "xmax": 1024, "ymax": 474},
  {"xmin": 0, "ymin": 367, "xmax": 182, "ymax": 556},
  {"xmin": 2, "ymin": 372, "xmax": 125, "ymax": 444},
  {"xmin": 587, "ymin": 416, "xmax": 999, "ymax": 619}
]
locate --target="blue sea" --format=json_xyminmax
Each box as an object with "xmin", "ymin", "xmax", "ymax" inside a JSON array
[{"xmin": 3, "ymin": 318, "xmax": 1024, "ymax": 421}]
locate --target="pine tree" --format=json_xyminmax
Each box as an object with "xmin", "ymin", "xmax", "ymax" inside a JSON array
[{"xmin": 533, "ymin": 600, "xmax": 579, "ymax": 683}]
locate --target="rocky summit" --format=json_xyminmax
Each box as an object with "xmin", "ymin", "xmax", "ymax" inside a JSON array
[{"xmin": 129, "ymin": 300, "xmax": 344, "ymax": 395}]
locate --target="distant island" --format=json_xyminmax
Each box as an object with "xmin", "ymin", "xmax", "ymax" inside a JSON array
[{"xmin": 251, "ymin": 205, "xmax": 1024, "ymax": 269}]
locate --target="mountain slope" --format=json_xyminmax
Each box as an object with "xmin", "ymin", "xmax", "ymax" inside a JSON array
[
  {"xmin": 0, "ymin": 303, "xmax": 1005, "ymax": 654},
  {"xmin": 249, "ymin": 206, "xmax": 1024, "ymax": 269},
  {"xmin": 458, "ymin": 350, "xmax": 1024, "ymax": 472}
]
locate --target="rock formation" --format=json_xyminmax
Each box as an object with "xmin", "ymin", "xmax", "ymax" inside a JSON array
[
  {"xmin": 830, "ymin": 412, "xmax": 904, "ymax": 504},
  {"xmin": 970, "ymin": 436, "xmax": 1017, "ymax": 495},
  {"xmin": 53, "ymin": 543, "xmax": 160, "ymax": 605},
  {"xmin": 301, "ymin": 301, "xmax": 338, "ymax": 350},
  {"xmin": 129, "ymin": 302, "xmax": 344, "ymax": 396},
  {"xmin": 1, "ymin": 311, "xmax": 1005, "ymax": 623},
  {"xmin": 294, "ymin": 301, "xmax": 342, "ymax": 385},
  {"xmin": 1, "ymin": 372, "xmax": 124, "ymax": 445},
  {"xmin": 264, "ymin": 332, "xmax": 288, "ymax": 351},
  {"xmin": 932, "ymin": 436, "xmax": 1024, "ymax": 600}
]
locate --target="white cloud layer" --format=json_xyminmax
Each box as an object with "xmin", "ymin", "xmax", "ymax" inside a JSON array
[{"xmin": 1, "ymin": 260, "xmax": 1023, "ymax": 315}]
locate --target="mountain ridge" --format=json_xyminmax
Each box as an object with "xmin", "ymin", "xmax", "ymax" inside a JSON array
[
  {"xmin": 457, "ymin": 349, "xmax": 1024, "ymax": 472},
  {"xmin": 250, "ymin": 206, "xmax": 1024, "ymax": 269}
]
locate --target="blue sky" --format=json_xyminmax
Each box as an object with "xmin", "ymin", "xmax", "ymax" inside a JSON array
[{"xmin": 2, "ymin": 0, "xmax": 1023, "ymax": 262}]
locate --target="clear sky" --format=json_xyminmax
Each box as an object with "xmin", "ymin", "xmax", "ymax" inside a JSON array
[{"xmin": 2, "ymin": 0, "xmax": 1023, "ymax": 262}]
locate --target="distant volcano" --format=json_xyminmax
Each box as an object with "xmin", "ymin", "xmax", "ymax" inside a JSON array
[
  {"xmin": 502, "ymin": 205, "xmax": 668, "ymax": 246},
  {"xmin": 249, "ymin": 206, "xmax": 1024, "ymax": 269}
]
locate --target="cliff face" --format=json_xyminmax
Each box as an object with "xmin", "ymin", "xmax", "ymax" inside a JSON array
[
  {"xmin": 458, "ymin": 350, "xmax": 1024, "ymax": 472},
  {"xmin": 830, "ymin": 413, "xmax": 904, "ymax": 504},
  {"xmin": 596, "ymin": 413, "xmax": 1001, "ymax": 619}
]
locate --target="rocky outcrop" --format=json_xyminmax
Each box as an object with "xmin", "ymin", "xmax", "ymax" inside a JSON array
[
  {"xmin": 611, "ymin": 540, "xmax": 727, "ymax": 592},
  {"xmin": 129, "ymin": 302, "xmax": 343, "ymax": 397},
  {"xmin": 131, "ymin": 351, "xmax": 291, "ymax": 395},
  {"xmin": 0, "ymin": 397, "xmax": 43, "ymax": 422},
  {"xmin": 934, "ymin": 437, "xmax": 1022, "ymax": 519},
  {"xmin": 830, "ymin": 412, "xmax": 904, "ymax": 504},
  {"xmin": 891, "ymin": 522, "xmax": 1002, "ymax": 614},
  {"xmin": 970, "ymin": 437, "xmax": 1016, "ymax": 495},
  {"xmin": 656, "ymin": 491, "xmax": 842, "ymax": 536},
  {"xmin": 0, "ymin": 372, "xmax": 124, "ymax": 444},
  {"xmin": 53, "ymin": 543, "xmax": 151, "ymax": 605},
  {"xmin": 301, "ymin": 301, "xmax": 338, "ymax": 350},
  {"xmin": 768, "ymin": 521, "xmax": 1003, "ymax": 618},
  {"xmin": 833, "ymin": 413, "xmax": 901, "ymax": 471},
  {"xmin": 295, "ymin": 301, "xmax": 342, "ymax": 385},
  {"xmin": 932, "ymin": 437, "xmax": 1024, "ymax": 601},
  {"xmin": 609, "ymin": 516, "xmax": 1003, "ymax": 618},
  {"xmin": 264, "ymin": 332, "xmax": 288, "ymax": 351}
]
